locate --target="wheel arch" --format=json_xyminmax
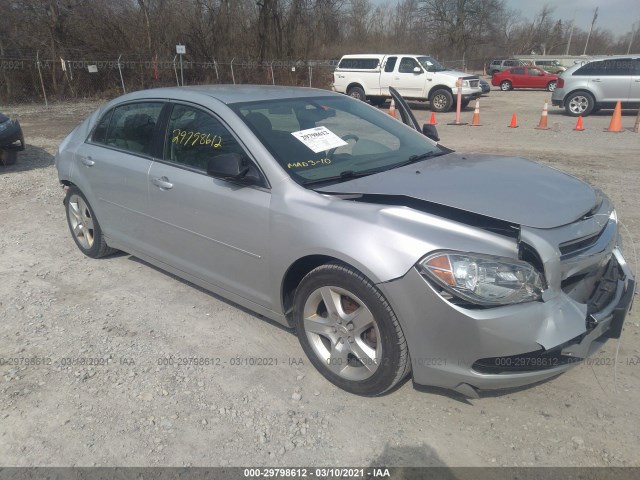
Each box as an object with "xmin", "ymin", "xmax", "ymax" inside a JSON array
[
  {"xmin": 427, "ymin": 85, "xmax": 453, "ymax": 101},
  {"xmin": 346, "ymin": 82, "xmax": 365, "ymax": 94},
  {"xmin": 280, "ymin": 254, "xmax": 380, "ymax": 325}
]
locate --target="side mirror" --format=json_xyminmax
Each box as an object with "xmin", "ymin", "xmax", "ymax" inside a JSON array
[
  {"xmin": 422, "ymin": 124, "xmax": 440, "ymax": 142},
  {"xmin": 207, "ymin": 153, "xmax": 260, "ymax": 185},
  {"xmin": 413, "ymin": 66, "xmax": 422, "ymax": 74}
]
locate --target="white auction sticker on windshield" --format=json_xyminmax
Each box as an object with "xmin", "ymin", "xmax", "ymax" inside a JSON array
[{"xmin": 291, "ymin": 126, "xmax": 348, "ymax": 153}]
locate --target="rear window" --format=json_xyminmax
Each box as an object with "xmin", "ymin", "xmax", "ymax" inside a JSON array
[{"xmin": 338, "ymin": 58, "xmax": 380, "ymax": 69}]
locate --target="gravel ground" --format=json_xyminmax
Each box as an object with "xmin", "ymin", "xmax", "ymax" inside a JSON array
[{"xmin": 1, "ymin": 86, "xmax": 639, "ymax": 468}]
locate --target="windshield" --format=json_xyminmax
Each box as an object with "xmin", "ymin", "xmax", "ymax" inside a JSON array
[
  {"xmin": 417, "ymin": 56, "xmax": 447, "ymax": 72},
  {"xmin": 231, "ymin": 96, "xmax": 444, "ymax": 187}
]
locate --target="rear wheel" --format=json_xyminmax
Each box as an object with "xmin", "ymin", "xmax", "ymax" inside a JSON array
[
  {"xmin": 565, "ymin": 91, "xmax": 595, "ymax": 117},
  {"xmin": 500, "ymin": 80, "xmax": 512, "ymax": 91},
  {"xmin": 430, "ymin": 89, "xmax": 453, "ymax": 112},
  {"xmin": 547, "ymin": 81, "xmax": 557, "ymax": 92},
  {"xmin": 293, "ymin": 262, "xmax": 410, "ymax": 396},
  {"xmin": 347, "ymin": 86, "xmax": 366, "ymax": 102},
  {"xmin": 65, "ymin": 186, "xmax": 116, "ymax": 258}
]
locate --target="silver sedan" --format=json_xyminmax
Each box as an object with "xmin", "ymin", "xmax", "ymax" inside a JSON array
[{"xmin": 55, "ymin": 85, "xmax": 635, "ymax": 397}]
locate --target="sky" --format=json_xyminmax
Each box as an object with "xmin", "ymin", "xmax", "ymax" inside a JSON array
[{"xmin": 503, "ymin": 0, "xmax": 639, "ymax": 35}]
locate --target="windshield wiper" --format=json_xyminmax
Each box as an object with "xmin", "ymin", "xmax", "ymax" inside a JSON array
[
  {"xmin": 301, "ymin": 151, "xmax": 444, "ymax": 187},
  {"xmin": 301, "ymin": 169, "xmax": 378, "ymax": 186}
]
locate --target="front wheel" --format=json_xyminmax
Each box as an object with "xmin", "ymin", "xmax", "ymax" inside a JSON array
[
  {"xmin": 500, "ymin": 80, "xmax": 512, "ymax": 91},
  {"xmin": 430, "ymin": 89, "xmax": 453, "ymax": 112},
  {"xmin": 347, "ymin": 86, "xmax": 366, "ymax": 102},
  {"xmin": 65, "ymin": 186, "xmax": 116, "ymax": 258},
  {"xmin": 547, "ymin": 81, "xmax": 557, "ymax": 92},
  {"xmin": 293, "ymin": 263, "xmax": 411, "ymax": 396}
]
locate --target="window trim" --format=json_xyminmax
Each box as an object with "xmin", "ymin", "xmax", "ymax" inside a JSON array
[
  {"xmin": 157, "ymin": 100, "xmax": 271, "ymax": 190},
  {"xmin": 85, "ymin": 99, "xmax": 167, "ymax": 161}
]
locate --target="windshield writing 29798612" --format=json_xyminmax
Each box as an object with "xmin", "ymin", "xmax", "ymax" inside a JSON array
[{"xmin": 172, "ymin": 129, "xmax": 222, "ymax": 148}]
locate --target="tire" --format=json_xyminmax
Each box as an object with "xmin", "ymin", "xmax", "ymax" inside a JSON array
[
  {"xmin": 369, "ymin": 96, "xmax": 386, "ymax": 106},
  {"xmin": 547, "ymin": 81, "xmax": 557, "ymax": 92},
  {"xmin": 500, "ymin": 80, "xmax": 512, "ymax": 91},
  {"xmin": 293, "ymin": 262, "xmax": 411, "ymax": 396},
  {"xmin": 430, "ymin": 89, "xmax": 453, "ymax": 112},
  {"xmin": 460, "ymin": 99, "xmax": 470, "ymax": 109},
  {"xmin": 347, "ymin": 86, "xmax": 366, "ymax": 102},
  {"xmin": 64, "ymin": 186, "xmax": 116, "ymax": 258},
  {"xmin": 565, "ymin": 91, "xmax": 595, "ymax": 117},
  {"xmin": 0, "ymin": 149, "xmax": 17, "ymax": 166}
]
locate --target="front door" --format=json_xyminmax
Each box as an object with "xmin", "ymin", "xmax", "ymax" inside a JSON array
[{"xmin": 145, "ymin": 103, "xmax": 272, "ymax": 307}]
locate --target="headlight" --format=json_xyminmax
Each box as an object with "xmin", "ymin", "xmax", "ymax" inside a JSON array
[
  {"xmin": 0, "ymin": 121, "xmax": 9, "ymax": 132},
  {"xmin": 418, "ymin": 251, "xmax": 545, "ymax": 306},
  {"xmin": 461, "ymin": 80, "xmax": 470, "ymax": 88}
]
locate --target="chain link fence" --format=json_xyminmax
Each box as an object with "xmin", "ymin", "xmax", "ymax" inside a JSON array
[{"xmin": 0, "ymin": 56, "xmax": 337, "ymax": 105}]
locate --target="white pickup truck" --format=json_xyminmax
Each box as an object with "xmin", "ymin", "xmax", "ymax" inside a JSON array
[{"xmin": 332, "ymin": 54, "xmax": 482, "ymax": 112}]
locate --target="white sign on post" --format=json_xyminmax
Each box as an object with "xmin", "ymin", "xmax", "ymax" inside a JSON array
[{"xmin": 176, "ymin": 44, "xmax": 186, "ymax": 55}]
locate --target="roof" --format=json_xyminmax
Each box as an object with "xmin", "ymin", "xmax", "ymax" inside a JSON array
[{"xmin": 112, "ymin": 85, "xmax": 338, "ymax": 105}]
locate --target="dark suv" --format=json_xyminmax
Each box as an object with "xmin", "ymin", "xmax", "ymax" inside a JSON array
[{"xmin": 551, "ymin": 55, "xmax": 640, "ymax": 116}]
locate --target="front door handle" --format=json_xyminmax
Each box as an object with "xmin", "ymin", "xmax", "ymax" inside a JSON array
[
  {"xmin": 81, "ymin": 157, "xmax": 95, "ymax": 167},
  {"xmin": 152, "ymin": 176, "xmax": 173, "ymax": 190}
]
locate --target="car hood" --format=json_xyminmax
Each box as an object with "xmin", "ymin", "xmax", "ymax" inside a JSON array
[
  {"xmin": 438, "ymin": 70, "xmax": 477, "ymax": 80},
  {"xmin": 317, "ymin": 153, "xmax": 597, "ymax": 229}
]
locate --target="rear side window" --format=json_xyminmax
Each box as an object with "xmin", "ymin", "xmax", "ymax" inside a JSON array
[
  {"xmin": 104, "ymin": 102, "xmax": 163, "ymax": 155},
  {"xmin": 511, "ymin": 67, "xmax": 525, "ymax": 75},
  {"xmin": 338, "ymin": 58, "xmax": 379, "ymax": 69},
  {"xmin": 91, "ymin": 109, "xmax": 113, "ymax": 144},
  {"xmin": 505, "ymin": 60, "xmax": 519, "ymax": 66},
  {"xmin": 384, "ymin": 57, "xmax": 397, "ymax": 72},
  {"xmin": 573, "ymin": 59, "xmax": 634, "ymax": 76},
  {"xmin": 165, "ymin": 104, "xmax": 245, "ymax": 172}
]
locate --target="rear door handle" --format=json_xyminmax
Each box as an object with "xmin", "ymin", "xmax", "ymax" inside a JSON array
[
  {"xmin": 81, "ymin": 156, "xmax": 95, "ymax": 167},
  {"xmin": 152, "ymin": 176, "xmax": 173, "ymax": 190}
]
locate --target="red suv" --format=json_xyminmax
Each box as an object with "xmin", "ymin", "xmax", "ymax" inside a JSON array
[{"xmin": 491, "ymin": 66, "xmax": 558, "ymax": 92}]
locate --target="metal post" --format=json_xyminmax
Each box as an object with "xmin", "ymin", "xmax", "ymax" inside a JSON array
[
  {"xmin": 308, "ymin": 65, "xmax": 312, "ymax": 87},
  {"xmin": 213, "ymin": 58, "xmax": 219, "ymax": 83},
  {"xmin": 270, "ymin": 61, "xmax": 275, "ymax": 85},
  {"xmin": 179, "ymin": 53, "xmax": 184, "ymax": 86},
  {"xmin": 230, "ymin": 57, "xmax": 236, "ymax": 85},
  {"xmin": 117, "ymin": 54, "xmax": 126, "ymax": 94},
  {"xmin": 36, "ymin": 51, "xmax": 48, "ymax": 107},
  {"xmin": 173, "ymin": 55, "xmax": 179, "ymax": 86}
]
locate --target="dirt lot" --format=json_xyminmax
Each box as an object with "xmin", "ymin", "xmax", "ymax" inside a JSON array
[{"xmin": 1, "ymin": 86, "xmax": 639, "ymax": 468}]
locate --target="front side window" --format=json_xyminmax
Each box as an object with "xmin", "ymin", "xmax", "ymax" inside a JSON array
[
  {"xmin": 528, "ymin": 67, "xmax": 543, "ymax": 76},
  {"xmin": 398, "ymin": 57, "xmax": 420, "ymax": 73},
  {"xmin": 104, "ymin": 102, "xmax": 163, "ymax": 155},
  {"xmin": 165, "ymin": 104, "xmax": 245, "ymax": 172},
  {"xmin": 232, "ymin": 95, "xmax": 444, "ymax": 187}
]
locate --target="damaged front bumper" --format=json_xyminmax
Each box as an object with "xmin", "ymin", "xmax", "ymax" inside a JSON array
[{"xmin": 379, "ymin": 205, "xmax": 636, "ymax": 397}]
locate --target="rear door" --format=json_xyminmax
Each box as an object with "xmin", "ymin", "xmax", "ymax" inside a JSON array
[
  {"xmin": 509, "ymin": 67, "xmax": 526, "ymax": 87},
  {"xmin": 379, "ymin": 56, "xmax": 398, "ymax": 96},
  {"xmin": 145, "ymin": 102, "xmax": 272, "ymax": 307},
  {"xmin": 592, "ymin": 59, "xmax": 633, "ymax": 103},
  {"xmin": 74, "ymin": 101, "xmax": 165, "ymax": 249}
]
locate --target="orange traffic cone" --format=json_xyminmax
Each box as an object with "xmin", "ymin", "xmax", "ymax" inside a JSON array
[
  {"xmin": 605, "ymin": 101, "xmax": 624, "ymax": 132},
  {"xmin": 470, "ymin": 99, "xmax": 482, "ymax": 126},
  {"xmin": 535, "ymin": 100, "xmax": 550, "ymax": 130},
  {"xmin": 508, "ymin": 114, "xmax": 518, "ymax": 128},
  {"xmin": 574, "ymin": 116, "xmax": 585, "ymax": 131},
  {"xmin": 429, "ymin": 112, "xmax": 437, "ymax": 125},
  {"xmin": 388, "ymin": 98, "xmax": 397, "ymax": 119}
]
